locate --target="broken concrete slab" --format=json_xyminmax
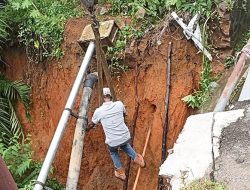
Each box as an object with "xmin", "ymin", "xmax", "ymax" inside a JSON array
[
  {"xmin": 214, "ymin": 104, "xmax": 250, "ymax": 190},
  {"xmin": 159, "ymin": 109, "xmax": 244, "ymax": 190}
]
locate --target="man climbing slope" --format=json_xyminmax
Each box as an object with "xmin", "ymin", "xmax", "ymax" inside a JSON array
[{"xmin": 87, "ymin": 87, "xmax": 146, "ymax": 181}]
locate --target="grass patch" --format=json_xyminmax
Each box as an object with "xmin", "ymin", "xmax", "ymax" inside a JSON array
[{"xmin": 181, "ymin": 179, "xmax": 226, "ymax": 190}]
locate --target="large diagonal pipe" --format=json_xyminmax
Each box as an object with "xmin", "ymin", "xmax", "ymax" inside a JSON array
[
  {"xmin": 66, "ymin": 73, "xmax": 97, "ymax": 190},
  {"xmin": 214, "ymin": 39, "xmax": 250, "ymax": 112},
  {"xmin": 34, "ymin": 42, "xmax": 95, "ymax": 190}
]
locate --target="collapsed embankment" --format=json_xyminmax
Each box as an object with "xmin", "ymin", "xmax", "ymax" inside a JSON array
[{"xmin": 3, "ymin": 17, "xmax": 224, "ymax": 189}]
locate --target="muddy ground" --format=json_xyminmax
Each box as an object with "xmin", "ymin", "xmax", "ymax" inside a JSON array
[{"xmin": 4, "ymin": 17, "xmax": 225, "ymax": 190}]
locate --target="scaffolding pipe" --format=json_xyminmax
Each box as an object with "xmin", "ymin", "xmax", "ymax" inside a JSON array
[
  {"xmin": 66, "ymin": 73, "xmax": 97, "ymax": 190},
  {"xmin": 34, "ymin": 42, "xmax": 95, "ymax": 190},
  {"xmin": 214, "ymin": 39, "xmax": 250, "ymax": 112}
]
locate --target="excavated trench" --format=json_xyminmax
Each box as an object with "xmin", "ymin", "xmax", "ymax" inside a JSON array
[{"xmin": 3, "ymin": 18, "xmax": 224, "ymax": 190}]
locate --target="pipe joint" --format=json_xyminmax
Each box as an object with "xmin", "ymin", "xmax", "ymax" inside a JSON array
[{"xmin": 84, "ymin": 73, "xmax": 98, "ymax": 89}]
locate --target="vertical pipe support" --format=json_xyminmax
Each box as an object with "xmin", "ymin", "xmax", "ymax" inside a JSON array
[
  {"xmin": 34, "ymin": 42, "xmax": 95, "ymax": 190},
  {"xmin": 66, "ymin": 73, "xmax": 97, "ymax": 190}
]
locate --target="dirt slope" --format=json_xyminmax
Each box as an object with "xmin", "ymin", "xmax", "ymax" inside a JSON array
[{"xmin": 4, "ymin": 18, "xmax": 223, "ymax": 190}]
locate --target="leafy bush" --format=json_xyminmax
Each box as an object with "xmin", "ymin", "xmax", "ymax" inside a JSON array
[
  {"xmin": 182, "ymin": 59, "xmax": 213, "ymax": 108},
  {"xmin": 224, "ymin": 55, "xmax": 235, "ymax": 69},
  {"xmin": 106, "ymin": 0, "xmax": 217, "ymax": 74},
  {"xmin": 109, "ymin": 0, "xmax": 216, "ymax": 23},
  {"xmin": 109, "ymin": 0, "xmax": 166, "ymax": 19},
  {"xmin": 0, "ymin": 137, "xmax": 64, "ymax": 189},
  {"xmin": 107, "ymin": 25, "xmax": 137, "ymax": 74},
  {"xmin": 0, "ymin": 75, "xmax": 30, "ymax": 146},
  {"xmin": 234, "ymin": 30, "xmax": 250, "ymax": 52},
  {"xmin": 1, "ymin": 0, "xmax": 81, "ymax": 62},
  {"xmin": 0, "ymin": 4, "xmax": 9, "ymax": 45},
  {"xmin": 0, "ymin": 137, "xmax": 37, "ymax": 188},
  {"xmin": 225, "ymin": 0, "xmax": 235, "ymax": 11},
  {"xmin": 165, "ymin": 0, "xmax": 214, "ymax": 18}
]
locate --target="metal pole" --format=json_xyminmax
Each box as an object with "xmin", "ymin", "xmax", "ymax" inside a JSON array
[
  {"xmin": 34, "ymin": 42, "xmax": 95, "ymax": 190},
  {"xmin": 66, "ymin": 73, "xmax": 97, "ymax": 190},
  {"xmin": 158, "ymin": 42, "xmax": 172, "ymax": 190},
  {"xmin": 214, "ymin": 39, "xmax": 250, "ymax": 112}
]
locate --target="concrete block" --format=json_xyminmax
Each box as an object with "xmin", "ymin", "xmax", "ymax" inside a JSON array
[{"xmin": 159, "ymin": 109, "xmax": 244, "ymax": 190}]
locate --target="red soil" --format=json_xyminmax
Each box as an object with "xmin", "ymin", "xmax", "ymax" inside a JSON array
[{"xmin": 4, "ymin": 17, "xmax": 224, "ymax": 190}]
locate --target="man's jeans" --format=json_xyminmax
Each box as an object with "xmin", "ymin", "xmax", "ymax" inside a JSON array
[{"xmin": 108, "ymin": 142, "xmax": 137, "ymax": 169}]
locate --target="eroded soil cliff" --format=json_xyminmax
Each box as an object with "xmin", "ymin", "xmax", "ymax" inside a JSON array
[{"xmin": 4, "ymin": 17, "xmax": 224, "ymax": 190}]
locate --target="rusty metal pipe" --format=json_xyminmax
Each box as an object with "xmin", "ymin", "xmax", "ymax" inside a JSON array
[
  {"xmin": 158, "ymin": 42, "xmax": 172, "ymax": 190},
  {"xmin": 214, "ymin": 39, "xmax": 250, "ymax": 112},
  {"xmin": 0, "ymin": 156, "xmax": 18, "ymax": 190}
]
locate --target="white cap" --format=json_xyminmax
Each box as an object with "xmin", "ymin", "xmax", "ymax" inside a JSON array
[{"xmin": 103, "ymin": 87, "xmax": 111, "ymax": 96}]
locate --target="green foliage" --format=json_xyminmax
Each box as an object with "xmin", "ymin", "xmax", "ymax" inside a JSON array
[
  {"xmin": 46, "ymin": 178, "xmax": 65, "ymax": 190},
  {"xmin": 1, "ymin": 0, "xmax": 81, "ymax": 62},
  {"xmin": 0, "ymin": 76, "xmax": 31, "ymax": 146},
  {"xmin": 225, "ymin": 0, "xmax": 235, "ymax": 11},
  {"xmin": 181, "ymin": 179, "xmax": 226, "ymax": 190},
  {"xmin": 182, "ymin": 17, "xmax": 214, "ymax": 109},
  {"xmin": 0, "ymin": 4, "xmax": 9, "ymax": 45},
  {"xmin": 107, "ymin": 25, "xmax": 137, "ymax": 74},
  {"xmin": 182, "ymin": 59, "xmax": 213, "ymax": 109},
  {"xmin": 109, "ymin": 0, "xmax": 166, "ymax": 19},
  {"xmin": 109, "ymin": 0, "xmax": 215, "ymax": 23},
  {"xmin": 0, "ymin": 76, "xmax": 30, "ymax": 112},
  {"xmin": 0, "ymin": 137, "xmax": 35, "ymax": 188},
  {"xmin": 224, "ymin": 55, "xmax": 235, "ymax": 69},
  {"xmin": 106, "ymin": 0, "xmax": 217, "ymax": 74},
  {"xmin": 166, "ymin": 0, "xmax": 214, "ymax": 18},
  {"xmin": 0, "ymin": 137, "xmax": 64, "ymax": 189},
  {"xmin": 234, "ymin": 30, "xmax": 250, "ymax": 52}
]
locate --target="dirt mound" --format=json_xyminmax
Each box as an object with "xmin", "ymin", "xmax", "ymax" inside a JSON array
[{"xmin": 3, "ymin": 18, "xmax": 223, "ymax": 190}]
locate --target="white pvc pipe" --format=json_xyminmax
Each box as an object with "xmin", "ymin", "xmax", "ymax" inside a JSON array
[{"xmin": 34, "ymin": 42, "xmax": 95, "ymax": 190}]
